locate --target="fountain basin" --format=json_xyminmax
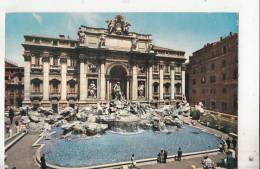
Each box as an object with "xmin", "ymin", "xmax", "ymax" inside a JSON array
[{"xmin": 41, "ymin": 125, "xmax": 221, "ymax": 167}]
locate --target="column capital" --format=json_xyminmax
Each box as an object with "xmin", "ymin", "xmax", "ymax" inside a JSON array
[
  {"xmin": 23, "ymin": 50, "xmax": 31, "ymax": 61},
  {"xmin": 182, "ymin": 64, "xmax": 187, "ymax": 71},
  {"xmin": 42, "ymin": 51, "xmax": 50, "ymax": 62},
  {"xmin": 79, "ymin": 54, "xmax": 87, "ymax": 62}
]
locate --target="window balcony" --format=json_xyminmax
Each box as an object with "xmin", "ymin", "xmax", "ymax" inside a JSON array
[
  {"xmin": 30, "ymin": 92, "xmax": 43, "ymax": 100},
  {"xmin": 49, "ymin": 92, "xmax": 61, "ymax": 100},
  {"xmin": 50, "ymin": 65, "xmax": 61, "ymax": 74},
  {"xmin": 31, "ymin": 64, "xmax": 43, "ymax": 73},
  {"xmin": 67, "ymin": 92, "xmax": 78, "ymax": 100}
]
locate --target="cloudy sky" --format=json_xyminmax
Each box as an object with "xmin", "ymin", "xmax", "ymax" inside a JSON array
[{"xmin": 5, "ymin": 13, "xmax": 238, "ymax": 66}]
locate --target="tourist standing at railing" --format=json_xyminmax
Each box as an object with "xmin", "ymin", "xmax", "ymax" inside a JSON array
[
  {"xmin": 40, "ymin": 154, "xmax": 47, "ymax": 169},
  {"xmin": 226, "ymin": 137, "xmax": 231, "ymax": 149},
  {"xmin": 130, "ymin": 154, "xmax": 136, "ymax": 168},
  {"xmin": 163, "ymin": 150, "xmax": 168, "ymax": 163},
  {"xmin": 9, "ymin": 107, "xmax": 14, "ymax": 125},
  {"xmin": 232, "ymin": 138, "xmax": 237, "ymax": 149},
  {"xmin": 15, "ymin": 121, "xmax": 20, "ymax": 133},
  {"xmin": 177, "ymin": 147, "xmax": 182, "ymax": 161}
]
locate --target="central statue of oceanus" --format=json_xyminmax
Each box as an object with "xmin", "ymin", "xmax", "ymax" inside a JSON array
[{"xmin": 113, "ymin": 82, "xmax": 123, "ymax": 101}]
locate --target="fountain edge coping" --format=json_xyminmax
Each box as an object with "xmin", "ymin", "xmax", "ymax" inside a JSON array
[{"xmin": 35, "ymin": 143, "xmax": 220, "ymax": 169}]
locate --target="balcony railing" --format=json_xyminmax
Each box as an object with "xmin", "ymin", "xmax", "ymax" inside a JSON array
[
  {"xmin": 31, "ymin": 64, "xmax": 43, "ymax": 73},
  {"xmin": 163, "ymin": 93, "xmax": 171, "ymax": 97},
  {"xmin": 50, "ymin": 65, "xmax": 61, "ymax": 74},
  {"xmin": 67, "ymin": 92, "xmax": 78, "ymax": 100},
  {"xmin": 49, "ymin": 92, "xmax": 61, "ymax": 100},
  {"xmin": 153, "ymin": 92, "xmax": 159, "ymax": 96},
  {"xmin": 30, "ymin": 92, "xmax": 43, "ymax": 100}
]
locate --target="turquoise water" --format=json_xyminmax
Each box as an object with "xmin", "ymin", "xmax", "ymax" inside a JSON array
[{"xmin": 43, "ymin": 125, "xmax": 221, "ymax": 167}]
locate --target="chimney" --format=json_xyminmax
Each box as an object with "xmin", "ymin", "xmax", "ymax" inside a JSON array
[
  {"xmin": 220, "ymin": 36, "xmax": 223, "ymax": 41},
  {"xmin": 229, "ymin": 32, "xmax": 233, "ymax": 36}
]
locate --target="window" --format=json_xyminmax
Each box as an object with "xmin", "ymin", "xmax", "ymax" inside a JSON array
[
  {"xmin": 210, "ymin": 76, "xmax": 216, "ymax": 83},
  {"xmin": 233, "ymin": 69, "xmax": 238, "ymax": 79},
  {"xmin": 53, "ymin": 57, "xmax": 59, "ymax": 66},
  {"xmin": 211, "ymin": 102, "xmax": 216, "ymax": 109},
  {"xmin": 193, "ymin": 69, "xmax": 196, "ymax": 74},
  {"xmin": 211, "ymin": 63, "xmax": 215, "ymax": 70},
  {"xmin": 35, "ymin": 39, "xmax": 40, "ymax": 44},
  {"xmin": 192, "ymin": 89, "xmax": 196, "ymax": 94},
  {"xmin": 164, "ymin": 65, "xmax": 169, "ymax": 73},
  {"xmin": 210, "ymin": 89, "xmax": 216, "ymax": 94},
  {"xmin": 223, "ymin": 46, "xmax": 227, "ymax": 54},
  {"xmin": 222, "ymin": 88, "xmax": 227, "ymax": 94},
  {"xmin": 192, "ymin": 79, "xmax": 196, "ymax": 85},
  {"xmin": 201, "ymin": 76, "xmax": 206, "ymax": 84},
  {"xmin": 70, "ymin": 59, "xmax": 76, "ymax": 67},
  {"xmin": 202, "ymin": 89, "xmax": 205, "ymax": 94},
  {"xmin": 53, "ymin": 41, "xmax": 58, "ymax": 46},
  {"xmin": 35, "ymin": 57, "xmax": 40, "ymax": 65},
  {"xmin": 33, "ymin": 83, "xmax": 40, "ymax": 93},
  {"xmin": 222, "ymin": 73, "xmax": 226, "ymax": 81},
  {"xmin": 69, "ymin": 83, "xmax": 75, "ymax": 93},
  {"xmin": 53, "ymin": 83, "xmax": 59, "ymax": 93},
  {"xmin": 222, "ymin": 102, "xmax": 227, "ymax": 111},
  {"xmin": 222, "ymin": 60, "xmax": 226, "ymax": 67}
]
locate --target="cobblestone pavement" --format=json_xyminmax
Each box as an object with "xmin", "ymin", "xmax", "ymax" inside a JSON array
[
  {"xmin": 138, "ymin": 153, "xmax": 225, "ymax": 169},
  {"xmin": 6, "ymin": 133, "xmax": 39, "ymax": 169}
]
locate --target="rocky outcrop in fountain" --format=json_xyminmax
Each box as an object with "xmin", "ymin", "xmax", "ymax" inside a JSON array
[{"xmin": 22, "ymin": 86, "xmax": 192, "ymax": 137}]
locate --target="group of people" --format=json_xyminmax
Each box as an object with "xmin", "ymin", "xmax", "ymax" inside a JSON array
[
  {"xmin": 219, "ymin": 137, "xmax": 237, "ymax": 153},
  {"xmin": 6, "ymin": 106, "xmax": 30, "ymax": 137},
  {"xmin": 157, "ymin": 147, "xmax": 183, "ymax": 163}
]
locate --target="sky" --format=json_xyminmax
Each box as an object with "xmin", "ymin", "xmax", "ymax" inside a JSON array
[{"xmin": 5, "ymin": 12, "xmax": 238, "ymax": 66}]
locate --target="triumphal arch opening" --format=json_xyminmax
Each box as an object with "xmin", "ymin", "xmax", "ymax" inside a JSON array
[{"xmin": 22, "ymin": 15, "xmax": 186, "ymax": 110}]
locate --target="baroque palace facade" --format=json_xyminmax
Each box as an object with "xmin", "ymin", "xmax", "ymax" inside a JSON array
[{"xmin": 22, "ymin": 15, "xmax": 186, "ymax": 111}]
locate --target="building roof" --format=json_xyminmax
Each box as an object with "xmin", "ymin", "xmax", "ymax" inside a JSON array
[
  {"xmin": 24, "ymin": 35, "xmax": 78, "ymax": 42},
  {"xmin": 192, "ymin": 32, "xmax": 238, "ymax": 55},
  {"xmin": 152, "ymin": 45, "xmax": 185, "ymax": 54}
]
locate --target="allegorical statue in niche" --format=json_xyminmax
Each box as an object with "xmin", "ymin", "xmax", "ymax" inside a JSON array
[
  {"xmin": 88, "ymin": 81, "xmax": 97, "ymax": 98},
  {"xmin": 88, "ymin": 63, "xmax": 97, "ymax": 73},
  {"xmin": 113, "ymin": 82, "xmax": 122, "ymax": 100},
  {"xmin": 78, "ymin": 27, "xmax": 85, "ymax": 44},
  {"xmin": 138, "ymin": 81, "xmax": 145, "ymax": 97},
  {"xmin": 99, "ymin": 35, "xmax": 106, "ymax": 47}
]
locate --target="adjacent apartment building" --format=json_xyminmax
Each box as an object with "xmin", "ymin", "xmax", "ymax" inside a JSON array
[
  {"xmin": 22, "ymin": 15, "xmax": 186, "ymax": 111},
  {"xmin": 187, "ymin": 32, "xmax": 238, "ymax": 115},
  {"xmin": 5, "ymin": 60, "xmax": 24, "ymax": 109}
]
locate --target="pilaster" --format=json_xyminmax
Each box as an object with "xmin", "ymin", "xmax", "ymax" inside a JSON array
[
  {"xmin": 159, "ymin": 64, "xmax": 164, "ymax": 100},
  {"xmin": 170, "ymin": 62, "xmax": 175, "ymax": 100},
  {"xmin": 42, "ymin": 51, "xmax": 50, "ymax": 105},
  {"xmin": 79, "ymin": 54, "xmax": 87, "ymax": 101},
  {"xmin": 131, "ymin": 57, "xmax": 137, "ymax": 100},
  {"xmin": 148, "ymin": 60, "xmax": 153, "ymax": 101},
  {"xmin": 60, "ymin": 52, "xmax": 68, "ymax": 105}
]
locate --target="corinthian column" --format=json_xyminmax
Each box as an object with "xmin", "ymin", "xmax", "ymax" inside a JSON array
[
  {"xmin": 148, "ymin": 61, "xmax": 153, "ymax": 101},
  {"xmin": 42, "ymin": 51, "xmax": 50, "ymax": 101},
  {"xmin": 99, "ymin": 59, "xmax": 106, "ymax": 101},
  {"xmin": 22, "ymin": 51, "xmax": 31, "ymax": 105},
  {"xmin": 132, "ymin": 62, "xmax": 137, "ymax": 100},
  {"xmin": 60, "ymin": 53, "xmax": 67, "ymax": 101},
  {"xmin": 170, "ymin": 62, "xmax": 175, "ymax": 100},
  {"xmin": 159, "ymin": 64, "xmax": 164, "ymax": 100},
  {"xmin": 79, "ymin": 54, "xmax": 86, "ymax": 101},
  {"xmin": 181, "ymin": 64, "xmax": 186, "ymax": 97}
]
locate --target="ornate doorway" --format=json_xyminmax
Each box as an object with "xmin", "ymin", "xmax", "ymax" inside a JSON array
[{"xmin": 109, "ymin": 65, "xmax": 127, "ymax": 100}]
